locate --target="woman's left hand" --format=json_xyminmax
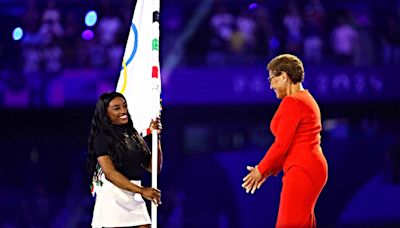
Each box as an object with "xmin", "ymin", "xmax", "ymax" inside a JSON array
[
  {"xmin": 242, "ymin": 165, "xmax": 267, "ymax": 194},
  {"xmin": 150, "ymin": 117, "xmax": 162, "ymax": 134}
]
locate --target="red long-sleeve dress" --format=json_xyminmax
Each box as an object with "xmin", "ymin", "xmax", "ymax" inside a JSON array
[{"xmin": 258, "ymin": 90, "xmax": 328, "ymax": 228}]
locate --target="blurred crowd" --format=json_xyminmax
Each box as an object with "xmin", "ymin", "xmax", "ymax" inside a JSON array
[
  {"xmin": 199, "ymin": 0, "xmax": 400, "ymax": 66},
  {"xmin": 7, "ymin": 0, "xmax": 400, "ymax": 71},
  {"xmin": 1, "ymin": 0, "xmax": 131, "ymax": 106},
  {"xmin": 18, "ymin": 0, "xmax": 130, "ymax": 72},
  {"xmin": 1, "ymin": 0, "xmax": 400, "ymax": 107}
]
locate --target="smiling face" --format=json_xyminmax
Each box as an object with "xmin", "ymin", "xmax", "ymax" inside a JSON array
[
  {"xmin": 268, "ymin": 70, "xmax": 288, "ymax": 99},
  {"xmin": 107, "ymin": 96, "xmax": 129, "ymax": 125},
  {"xmin": 266, "ymin": 54, "xmax": 305, "ymax": 99}
]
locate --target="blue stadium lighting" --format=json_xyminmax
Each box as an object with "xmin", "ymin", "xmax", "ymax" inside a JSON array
[
  {"xmin": 269, "ymin": 37, "xmax": 280, "ymax": 49},
  {"xmin": 85, "ymin": 10, "xmax": 97, "ymax": 27},
  {"xmin": 248, "ymin": 3, "xmax": 258, "ymax": 10},
  {"xmin": 12, "ymin": 27, "xmax": 23, "ymax": 41}
]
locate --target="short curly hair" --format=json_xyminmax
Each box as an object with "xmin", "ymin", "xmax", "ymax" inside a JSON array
[{"xmin": 267, "ymin": 54, "xmax": 304, "ymax": 84}]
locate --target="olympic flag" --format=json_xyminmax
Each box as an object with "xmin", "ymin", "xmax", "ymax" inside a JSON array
[{"xmin": 116, "ymin": 0, "xmax": 161, "ymax": 227}]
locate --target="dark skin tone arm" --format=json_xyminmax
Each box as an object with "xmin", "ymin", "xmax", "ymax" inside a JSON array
[
  {"xmin": 143, "ymin": 137, "xmax": 163, "ymax": 173},
  {"xmin": 144, "ymin": 117, "xmax": 163, "ymax": 173},
  {"xmin": 97, "ymin": 155, "xmax": 161, "ymax": 205}
]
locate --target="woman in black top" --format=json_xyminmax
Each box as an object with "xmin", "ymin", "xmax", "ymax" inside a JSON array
[{"xmin": 87, "ymin": 92, "xmax": 162, "ymax": 228}]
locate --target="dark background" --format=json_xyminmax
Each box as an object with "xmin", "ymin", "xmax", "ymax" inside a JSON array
[{"xmin": 1, "ymin": 0, "xmax": 400, "ymax": 227}]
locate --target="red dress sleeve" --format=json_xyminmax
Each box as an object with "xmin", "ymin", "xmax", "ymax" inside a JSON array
[{"xmin": 257, "ymin": 96, "xmax": 301, "ymax": 176}]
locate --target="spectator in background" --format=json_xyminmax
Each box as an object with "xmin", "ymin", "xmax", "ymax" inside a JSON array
[
  {"xmin": 94, "ymin": 1, "xmax": 124, "ymax": 69},
  {"xmin": 381, "ymin": 15, "xmax": 400, "ymax": 65},
  {"xmin": 252, "ymin": 2, "xmax": 276, "ymax": 60},
  {"xmin": 63, "ymin": 12, "xmax": 80, "ymax": 68},
  {"xmin": 304, "ymin": 0, "xmax": 325, "ymax": 30},
  {"xmin": 39, "ymin": 0, "xmax": 63, "ymax": 73},
  {"xmin": 236, "ymin": 8, "xmax": 256, "ymax": 51},
  {"xmin": 162, "ymin": 5, "xmax": 184, "ymax": 63},
  {"xmin": 29, "ymin": 0, "xmax": 64, "ymax": 106},
  {"xmin": 21, "ymin": 0, "xmax": 41, "ymax": 73},
  {"xmin": 229, "ymin": 23, "xmax": 246, "ymax": 63},
  {"xmin": 353, "ymin": 9, "xmax": 375, "ymax": 66},
  {"xmin": 282, "ymin": 1, "xmax": 303, "ymax": 56},
  {"xmin": 330, "ymin": 14, "xmax": 358, "ymax": 65},
  {"xmin": 210, "ymin": 4, "xmax": 234, "ymax": 47},
  {"xmin": 229, "ymin": 8, "xmax": 257, "ymax": 64},
  {"xmin": 21, "ymin": 0, "xmax": 43, "ymax": 106},
  {"xmin": 207, "ymin": 3, "xmax": 234, "ymax": 65},
  {"xmin": 303, "ymin": 0, "xmax": 325, "ymax": 65}
]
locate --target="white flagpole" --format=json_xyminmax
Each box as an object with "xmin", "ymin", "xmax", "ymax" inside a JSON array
[
  {"xmin": 151, "ymin": 0, "xmax": 161, "ymax": 227},
  {"xmin": 116, "ymin": 2, "xmax": 160, "ymax": 226},
  {"xmin": 151, "ymin": 130, "xmax": 158, "ymax": 228}
]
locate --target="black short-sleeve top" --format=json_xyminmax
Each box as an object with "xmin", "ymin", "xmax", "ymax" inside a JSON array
[{"xmin": 94, "ymin": 126, "xmax": 150, "ymax": 180}]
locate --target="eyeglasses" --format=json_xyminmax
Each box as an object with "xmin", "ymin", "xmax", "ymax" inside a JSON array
[{"xmin": 268, "ymin": 72, "xmax": 282, "ymax": 83}]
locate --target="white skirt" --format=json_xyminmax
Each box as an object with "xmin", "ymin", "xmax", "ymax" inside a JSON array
[{"xmin": 91, "ymin": 177, "xmax": 151, "ymax": 227}]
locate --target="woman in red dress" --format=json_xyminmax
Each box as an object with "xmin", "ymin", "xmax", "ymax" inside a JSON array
[{"xmin": 242, "ymin": 54, "xmax": 328, "ymax": 227}]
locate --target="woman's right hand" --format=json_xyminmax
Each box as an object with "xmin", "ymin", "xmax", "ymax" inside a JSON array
[
  {"xmin": 140, "ymin": 187, "xmax": 161, "ymax": 205},
  {"xmin": 242, "ymin": 165, "xmax": 267, "ymax": 194}
]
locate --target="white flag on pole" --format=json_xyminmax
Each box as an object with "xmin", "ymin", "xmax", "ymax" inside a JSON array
[
  {"xmin": 116, "ymin": 0, "xmax": 161, "ymax": 133},
  {"xmin": 116, "ymin": 0, "xmax": 161, "ymax": 227}
]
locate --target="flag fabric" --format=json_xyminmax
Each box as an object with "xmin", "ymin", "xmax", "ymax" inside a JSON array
[
  {"xmin": 116, "ymin": 1, "xmax": 161, "ymax": 226},
  {"xmin": 116, "ymin": 0, "xmax": 161, "ymax": 134}
]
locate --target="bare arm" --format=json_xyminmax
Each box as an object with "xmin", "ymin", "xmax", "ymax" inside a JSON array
[
  {"xmin": 97, "ymin": 155, "xmax": 161, "ymax": 204},
  {"xmin": 144, "ymin": 117, "xmax": 163, "ymax": 173},
  {"xmin": 98, "ymin": 155, "xmax": 143, "ymax": 193}
]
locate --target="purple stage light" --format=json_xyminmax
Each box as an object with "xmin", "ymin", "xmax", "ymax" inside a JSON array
[
  {"xmin": 249, "ymin": 3, "xmax": 258, "ymax": 10},
  {"xmin": 82, "ymin": 29, "xmax": 94, "ymax": 40}
]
